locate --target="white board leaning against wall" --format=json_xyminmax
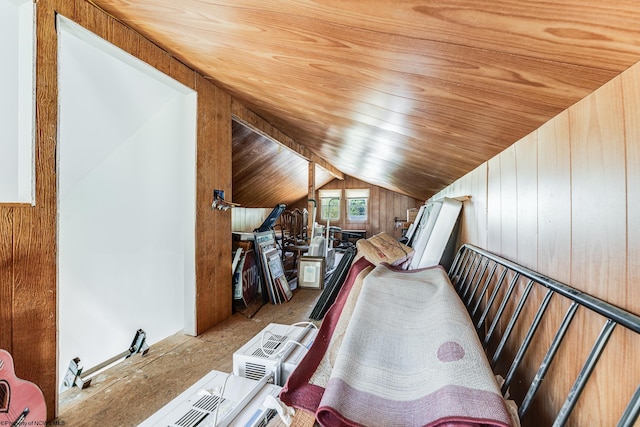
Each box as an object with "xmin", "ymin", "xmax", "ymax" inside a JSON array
[
  {"xmin": 57, "ymin": 16, "xmax": 197, "ymax": 388},
  {"xmin": 0, "ymin": 0, "xmax": 34, "ymax": 204}
]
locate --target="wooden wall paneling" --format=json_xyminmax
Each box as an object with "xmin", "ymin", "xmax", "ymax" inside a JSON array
[
  {"xmin": 453, "ymin": 172, "xmax": 474, "ymax": 249},
  {"xmin": 537, "ymin": 110, "xmax": 572, "ymax": 285},
  {"xmin": 341, "ymin": 176, "xmax": 352, "ymax": 230},
  {"xmin": 457, "ymin": 170, "xmax": 474, "ymax": 247},
  {"xmin": 622, "ymin": 63, "xmax": 640, "ymax": 314},
  {"xmin": 109, "ymin": 17, "xmax": 139, "ymax": 59},
  {"xmin": 195, "ymin": 75, "xmax": 232, "ymax": 333},
  {"xmin": 75, "ymin": 0, "xmax": 112, "ymax": 41},
  {"xmin": 0, "ymin": 208, "xmax": 13, "ymax": 351},
  {"xmin": 530, "ymin": 307, "xmax": 599, "ymax": 426},
  {"xmin": 138, "ymin": 35, "xmax": 171, "ymax": 76},
  {"xmin": 500, "ymin": 146, "xmax": 518, "ymax": 260},
  {"xmin": 213, "ymin": 84, "xmax": 233, "ymax": 324},
  {"xmin": 566, "ymin": 75, "xmax": 628, "ymax": 426},
  {"xmin": 194, "ymin": 75, "xmax": 216, "ymax": 334},
  {"xmin": 573, "ymin": 323, "xmax": 640, "ymax": 425},
  {"xmin": 12, "ymin": 211, "xmax": 57, "ymax": 418},
  {"xmin": 170, "ymin": 60, "xmax": 197, "ymax": 91},
  {"xmin": 515, "ymin": 132, "xmax": 538, "ymax": 270},
  {"xmin": 534, "ymin": 113, "xmax": 575, "ymax": 425},
  {"xmin": 432, "ymin": 59, "xmax": 639, "ymax": 427},
  {"xmin": 567, "ymin": 61, "xmax": 640, "ymax": 427},
  {"xmin": 390, "ymin": 192, "xmax": 402, "ymax": 239},
  {"xmin": 569, "ymin": 77, "xmax": 627, "ymax": 305},
  {"xmin": 13, "ymin": 0, "xmax": 77, "ymax": 419},
  {"xmin": 473, "ymin": 163, "xmax": 489, "ymax": 249},
  {"xmin": 465, "ymin": 171, "xmax": 479, "ymax": 245},
  {"xmin": 231, "ymin": 207, "xmax": 270, "ymax": 232},
  {"xmin": 486, "ymin": 156, "xmax": 501, "ymax": 254},
  {"xmin": 619, "ymin": 63, "xmax": 640, "ymax": 422},
  {"xmin": 380, "ymin": 186, "xmax": 391, "ymax": 237},
  {"xmin": 308, "ymin": 161, "xmax": 315, "ymax": 239},
  {"xmin": 369, "ymin": 185, "xmax": 380, "ymax": 238}
]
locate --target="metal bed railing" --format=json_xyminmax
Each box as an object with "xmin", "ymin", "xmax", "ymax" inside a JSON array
[{"xmin": 448, "ymin": 244, "xmax": 640, "ymax": 427}]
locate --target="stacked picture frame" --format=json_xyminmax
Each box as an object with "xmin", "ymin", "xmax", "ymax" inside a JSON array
[{"xmin": 254, "ymin": 230, "xmax": 293, "ymax": 304}]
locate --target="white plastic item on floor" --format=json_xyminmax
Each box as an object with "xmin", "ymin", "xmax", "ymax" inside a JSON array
[
  {"xmin": 233, "ymin": 322, "xmax": 317, "ymax": 386},
  {"xmin": 138, "ymin": 370, "xmax": 277, "ymax": 427}
]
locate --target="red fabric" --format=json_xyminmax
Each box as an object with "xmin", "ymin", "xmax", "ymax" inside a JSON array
[{"xmin": 279, "ymin": 257, "xmax": 374, "ymax": 413}]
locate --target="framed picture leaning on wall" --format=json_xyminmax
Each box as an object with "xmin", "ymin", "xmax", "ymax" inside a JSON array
[{"xmin": 298, "ymin": 256, "xmax": 325, "ymax": 289}]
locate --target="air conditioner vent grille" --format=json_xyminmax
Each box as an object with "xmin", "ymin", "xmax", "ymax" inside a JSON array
[
  {"xmin": 174, "ymin": 408, "xmax": 207, "ymax": 427},
  {"xmin": 250, "ymin": 334, "xmax": 286, "ymax": 358},
  {"xmin": 193, "ymin": 394, "xmax": 224, "ymax": 412},
  {"xmin": 245, "ymin": 362, "xmax": 267, "ymax": 381},
  {"xmin": 255, "ymin": 408, "xmax": 278, "ymax": 427}
]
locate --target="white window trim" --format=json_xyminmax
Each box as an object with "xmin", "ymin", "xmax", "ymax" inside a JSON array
[{"xmin": 346, "ymin": 189, "xmax": 369, "ymax": 222}]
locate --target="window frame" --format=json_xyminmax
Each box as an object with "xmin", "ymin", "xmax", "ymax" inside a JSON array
[
  {"xmin": 345, "ymin": 188, "xmax": 370, "ymax": 222},
  {"xmin": 318, "ymin": 189, "xmax": 341, "ymax": 221}
]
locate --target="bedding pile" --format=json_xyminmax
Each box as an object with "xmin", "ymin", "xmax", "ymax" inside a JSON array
[{"xmin": 280, "ymin": 236, "xmax": 514, "ymax": 427}]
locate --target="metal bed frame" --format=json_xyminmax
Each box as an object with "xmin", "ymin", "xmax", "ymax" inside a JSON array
[{"xmin": 448, "ymin": 244, "xmax": 640, "ymax": 427}]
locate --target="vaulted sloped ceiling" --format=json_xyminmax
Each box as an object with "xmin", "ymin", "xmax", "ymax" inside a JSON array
[
  {"xmin": 90, "ymin": 0, "xmax": 640, "ymax": 201},
  {"xmin": 232, "ymin": 120, "xmax": 335, "ymax": 207}
]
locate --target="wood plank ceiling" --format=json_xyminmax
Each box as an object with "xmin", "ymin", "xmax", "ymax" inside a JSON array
[
  {"xmin": 232, "ymin": 120, "xmax": 335, "ymax": 207},
  {"xmin": 89, "ymin": 0, "xmax": 640, "ymax": 203}
]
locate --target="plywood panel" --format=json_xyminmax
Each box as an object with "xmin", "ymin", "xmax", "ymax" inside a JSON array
[
  {"xmin": 622, "ymin": 63, "xmax": 640, "ymax": 315},
  {"xmin": 17, "ymin": 0, "xmax": 75, "ymax": 418},
  {"xmin": 369, "ymin": 185, "xmax": 380, "ymax": 237},
  {"xmin": 486, "ymin": 156, "xmax": 501, "ymax": 254},
  {"xmin": 195, "ymin": 75, "xmax": 233, "ymax": 333},
  {"xmin": 457, "ymin": 170, "xmax": 473, "ymax": 246},
  {"xmin": 515, "ymin": 132, "xmax": 538, "ymax": 270},
  {"xmin": 213, "ymin": 84, "xmax": 233, "ymax": 324},
  {"xmin": 500, "ymin": 146, "xmax": 518, "ymax": 259},
  {"xmin": 75, "ymin": 0, "xmax": 112, "ymax": 41},
  {"xmin": 232, "ymin": 120, "xmax": 312, "ymax": 208},
  {"xmin": 0, "ymin": 208, "xmax": 12, "ymax": 351},
  {"xmin": 231, "ymin": 207, "xmax": 271, "ymax": 232},
  {"xmin": 615, "ymin": 64, "xmax": 640, "ymax": 424},
  {"xmin": 109, "ymin": 17, "xmax": 139, "ymax": 58},
  {"xmin": 473, "ymin": 163, "xmax": 488, "ymax": 249},
  {"xmin": 139, "ymin": 36, "xmax": 171, "ymax": 76},
  {"xmin": 537, "ymin": 110, "xmax": 572, "ymax": 285},
  {"xmin": 569, "ymin": 78, "xmax": 627, "ymax": 306},
  {"xmin": 450, "ymin": 163, "xmax": 486, "ymax": 248}
]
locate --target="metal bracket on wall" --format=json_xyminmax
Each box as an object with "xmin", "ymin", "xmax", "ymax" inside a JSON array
[{"xmin": 60, "ymin": 329, "xmax": 150, "ymax": 392}]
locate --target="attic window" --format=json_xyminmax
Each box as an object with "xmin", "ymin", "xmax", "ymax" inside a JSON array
[
  {"xmin": 346, "ymin": 189, "xmax": 369, "ymax": 222},
  {"xmin": 319, "ymin": 189, "xmax": 341, "ymax": 221}
]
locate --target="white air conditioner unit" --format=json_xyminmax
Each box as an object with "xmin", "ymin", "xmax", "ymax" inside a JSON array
[
  {"xmin": 233, "ymin": 323, "xmax": 317, "ymax": 386},
  {"xmin": 228, "ymin": 382, "xmax": 282, "ymax": 427},
  {"xmin": 138, "ymin": 370, "xmax": 271, "ymax": 427}
]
